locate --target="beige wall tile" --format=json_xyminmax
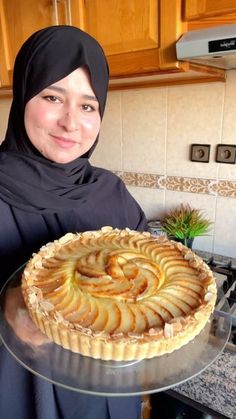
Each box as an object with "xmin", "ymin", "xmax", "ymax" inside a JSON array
[
  {"xmin": 126, "ymin": 185, "xmax": 165, "ymax": 221},
  {"xmin": 0, "ymin": 98, "xmax": 11, "ymax": 144},
  {"xmin": 214, "ymin": 196, "xmax": 236, "ymax": 258},
  {"xmin": 219, "ymin": 70, "xmax": 236, "ymax": 180},
  {"xmin": 222, "ymin": 70, "xmax": 236, "ymax": 141},
  {"xmin": 218, "ymin": 163, "xmax": 236, "ymax": 180},
  {"xmin": 91, "ymin": 91, "xmax": 122, "ymax": 171},
  {"xmin": 122, "ymin": 88, "xmax": 167, "ymax": 174},
  {"xmin": 167, "ymin": 83, "xmax": 224, "ymax": 178},
  {"xmin": 218, "ymin": 160, "xmax": 236, "ymax": 182}
]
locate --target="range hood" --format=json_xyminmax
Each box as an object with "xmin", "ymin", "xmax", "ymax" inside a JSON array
[{"xmin": 176, "ymin": 24, "xmax": 236, "ymax": 70}]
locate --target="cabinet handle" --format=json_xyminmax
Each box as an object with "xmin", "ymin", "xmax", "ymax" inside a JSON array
[
  {"xmin": 52, "ymin": 0, "xmax": 72, "ymax": 26},
  {"xmin": 52, "ymin": 0, "xmax": 59, "ymax": 25},
  {"xmin": 66, "ymin": 0, "xmax": 72, "ymax": 25}
]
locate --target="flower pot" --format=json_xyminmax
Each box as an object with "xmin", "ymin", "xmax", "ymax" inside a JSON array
[
  {"xmin": 170, "ymin": 237, "xmax": 194, "ymax": 249},
  {"xmin": 147, "ymin": 220, "xmax": 166, "ymax": 237}
]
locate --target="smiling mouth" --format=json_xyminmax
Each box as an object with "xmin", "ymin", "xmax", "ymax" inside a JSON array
[{"xmin": 51, "ymin": 135, "xmax": 78, "ymax": 149}]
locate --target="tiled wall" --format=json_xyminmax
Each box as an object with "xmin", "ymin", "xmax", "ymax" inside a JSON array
[
  {"xmin": 0, "ymin": 71, "xmax": 236, "ymax": 258},
  {"xmin": 0, "ymin": 98, "xmax": 11, "ymax": 137},
  {"xmin": 91, "ymin": 71, "xmax": 236, "ymax": 258}
]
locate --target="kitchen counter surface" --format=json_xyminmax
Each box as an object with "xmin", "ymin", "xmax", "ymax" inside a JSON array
[{"xmin": 172, "ymin": 348, "xmax": 236, "ymax": 418}]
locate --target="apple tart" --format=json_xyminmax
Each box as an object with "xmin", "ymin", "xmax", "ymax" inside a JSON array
[{"xmin": 21, "ymin": 227, "xmax": 217, "ymax": 361}]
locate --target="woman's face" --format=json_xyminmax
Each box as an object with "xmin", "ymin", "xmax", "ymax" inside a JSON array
[{"xmin": 24, "ymin": 67, "xmax": 101, "ymax": 163}]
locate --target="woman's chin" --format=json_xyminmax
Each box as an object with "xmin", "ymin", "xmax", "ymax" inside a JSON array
[{"xmin": 41, "ymin": 151, "xmax": 85, "ymax": 164}]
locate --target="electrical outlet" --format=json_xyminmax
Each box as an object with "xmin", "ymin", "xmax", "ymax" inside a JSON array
[
  {"xmin": 216, "ymin": 144, "xmax": 236, "ymax": 164},
  {"xmin": 190, "ymin": 144, "xmax": 210, "ymax": 162}
]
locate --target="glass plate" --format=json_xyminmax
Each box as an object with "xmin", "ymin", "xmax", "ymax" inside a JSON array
[{"xmin": 0, "ymin": 265, "xmax": 232, "ymax": 396}]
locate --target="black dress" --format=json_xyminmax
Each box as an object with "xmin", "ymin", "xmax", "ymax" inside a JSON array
[
  {"xmin": 0, "ymin": 173, "xmax": 146, "ymax": 419},
  {"xmin": 0, "ymin": 166, "xmax": 147, "ymax": 285}
]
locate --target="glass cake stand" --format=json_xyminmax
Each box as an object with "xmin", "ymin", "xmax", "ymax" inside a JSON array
[{"xmin": 0, "ymin": 265, "xmax": 232, "ymax": 396}]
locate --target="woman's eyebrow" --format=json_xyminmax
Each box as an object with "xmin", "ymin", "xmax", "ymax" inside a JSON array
[
  {"xmin": 45, "ymin": 85, "xmax": 98, "ymax": 102},
  {"xmin": 83, "ymin": 94, "xmax": 98, "ymax": 102}
]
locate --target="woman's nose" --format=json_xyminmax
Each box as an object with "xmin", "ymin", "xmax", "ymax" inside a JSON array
[{"xmin": 58, "ymin": 110, "xmax": 78, "ymax": 131}]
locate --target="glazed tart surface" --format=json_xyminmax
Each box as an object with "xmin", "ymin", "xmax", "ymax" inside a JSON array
[{"xmin": 21, "ymin": 227, "xmax": 217, "ymax": 360}]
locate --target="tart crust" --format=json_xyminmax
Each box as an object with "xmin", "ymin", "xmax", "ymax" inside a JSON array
[{"xmin": 21, "ymin": 227, "xmax": 217, "ymax": 361}]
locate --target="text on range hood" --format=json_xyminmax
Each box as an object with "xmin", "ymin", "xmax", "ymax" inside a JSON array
[{"xmin": 176, "ymin": 23, "xmax": 236, "ymax": 70}]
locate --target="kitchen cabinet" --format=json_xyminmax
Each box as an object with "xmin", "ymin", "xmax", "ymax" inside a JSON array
[
  {"xmin": 1, "ymin": 0, "xmax": 189, "ymax": 88},
  {"xmin": 0, "ymin": 0, "xmax": 52, "ymax": 87},
  {"xmin": 78, "ymin": 0, "xmax": 228, "ymax": 89},
  {"xmin": 0, "ymin": 0, "xmax": 83, "ymax": 88},
  {"xmin": 78, "ymin": 0, "xmax": 186, "ymax": 76},
  {"xmin": 0, "ymin": 0, "xmax": 232, "ymax": 93},
  {"xmin": 184, "ymin": 0, "xmax": 236, "ymax": 21},
  {"xmin": 184, "ymin": 0, "xmax": 236, "ymax": 30}
]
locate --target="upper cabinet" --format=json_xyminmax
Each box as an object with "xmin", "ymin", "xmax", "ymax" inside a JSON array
[
  {"xmin": 1, "ymin": 0, "xmax": 236, "ymax": 92},
  {"xmin": 183, "ymin": 0, "xmax": 236, "ymax": 33},
  {"xmin": 0, "ymin": 0, "xmax": 83, "ymax": 88},
  {"xmin": 0, "ymin": 0, "xmax": 52, "ymax": 87},
  {"xmin": 76, "ymin": 0, "xmax": 186, "ymax": 76},
  {"xmin": 184, "ymin": 0, "xmax": 236, "ymax": 21}
]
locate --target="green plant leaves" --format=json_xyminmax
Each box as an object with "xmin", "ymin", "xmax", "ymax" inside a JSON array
[{"xmin": 161, "ymin": 204, "xmax": 212, "ymax": 239}]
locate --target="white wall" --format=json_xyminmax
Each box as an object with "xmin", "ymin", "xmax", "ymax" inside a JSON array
[
  {"xmin": 1, "ymin": 73, "xmax": 236, "ymax": 258},
  {"xmin": 91, "ymin": 71, "xmax": 236, "ymax": 258}
]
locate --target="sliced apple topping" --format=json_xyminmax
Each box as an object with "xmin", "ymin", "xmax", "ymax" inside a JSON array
[{"xmin": 22, "ymin": 226, "xmax": 217, "ymax": 356}]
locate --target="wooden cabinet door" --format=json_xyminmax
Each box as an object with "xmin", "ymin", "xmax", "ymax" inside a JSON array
[
  {"xmin": 184, "ymin": 0, "xmax": 236, "ymax": 21},
  {"xmin": 0, "ymin": 0, "xmax": 71, "ymax": 87},
  {"xmin": 76, "ymin": 0, "xmax": 185, "ymax": 77},
  {"xmin": 78, "ymin": 0, "xmax": 160, "ymax": 76}
]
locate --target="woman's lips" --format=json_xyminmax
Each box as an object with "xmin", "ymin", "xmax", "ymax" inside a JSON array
[{"xmin": 51, "ymin": 135, "xmax": 77, "ymax": 149}]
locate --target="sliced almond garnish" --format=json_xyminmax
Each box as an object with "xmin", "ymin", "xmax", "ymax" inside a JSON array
[
  {"xmin": 39, "ymin": 300, "xmax": 54, "ymax": 311},
  {"xmin": 164, "ymin": 323, "xmax": 174, "ymax": 338},
  {"xmin": 59, "ymin": 233, "xmax": 74, "ymax": 244},
  {"xmin": 204, "ymin": 292, "xmax": 213, "ymax": 302}
]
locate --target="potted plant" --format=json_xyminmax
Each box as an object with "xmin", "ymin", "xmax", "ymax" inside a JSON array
[{"xmin": 161, "ymin": 203, "xmax": 212, "ymax": 248}]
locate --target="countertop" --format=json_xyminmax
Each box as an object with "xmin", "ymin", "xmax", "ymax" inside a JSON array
[
  {"xmin": 172, "ymin": 348, "xmax": 236, "ymax": 418},
  {"xmin": 171, "ymin": 250, "xmax": 236, "ymax": 418}
]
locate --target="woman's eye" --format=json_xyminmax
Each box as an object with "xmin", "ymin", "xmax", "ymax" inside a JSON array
[
  {"xmin": 43, "ymin": 95, "xmax": 61, "ymax": 103},
  {"xmin": 82, "ymin": 104, "xmax": 96, "ymax": 112}
]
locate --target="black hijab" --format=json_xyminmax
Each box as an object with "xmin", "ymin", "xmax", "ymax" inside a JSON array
[
  {"xmin": 0, "ymin": 25, "xmax": 147, "ymax": 281},
  {"xmin": 0, "ymin": 25, "xmax": 109, "ymax": 212}
]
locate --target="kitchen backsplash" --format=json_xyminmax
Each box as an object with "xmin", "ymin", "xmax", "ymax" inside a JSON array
[{"xmin": 1, "ymin": 71, "xmax": 236, "ymax": 258}]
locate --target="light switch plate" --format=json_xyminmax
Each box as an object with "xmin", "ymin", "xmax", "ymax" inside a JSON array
[
  {"xmin": 216, "ymin": 144, "xmax": 236, "ymax": 164},
  {"xmin": 190, "ymin": 144, "xmax": 210, "ymax": 162}
]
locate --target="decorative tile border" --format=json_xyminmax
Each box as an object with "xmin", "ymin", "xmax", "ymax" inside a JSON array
[
  {"xmin": 217, "ymin": 180, "xmax": 236, "ymax": 198},
  {"xmin": 164, "ymin": 176, "xmax": 211, "ymax": 194},
  {"xmin": 118, "ymin": 172, "xmax": 160, "ymax": 188},
  {"xmin": 114, "ymin": 171, "xmax": 236, "ymax": 198}
]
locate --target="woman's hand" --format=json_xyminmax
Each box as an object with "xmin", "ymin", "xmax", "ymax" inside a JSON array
[{"xmin": 4, "ymin": 287, "xmax": 51, "ymax": 346}]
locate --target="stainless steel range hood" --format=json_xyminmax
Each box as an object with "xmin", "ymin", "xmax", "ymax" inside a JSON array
[{"xmin": 176, "ymin": 24, "xmax": 236, "ymax": 70}]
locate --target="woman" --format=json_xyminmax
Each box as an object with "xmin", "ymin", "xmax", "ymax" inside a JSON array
[{"xmin": 0, "ymin": 26, "xmax": 147, "ymax": 419}]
